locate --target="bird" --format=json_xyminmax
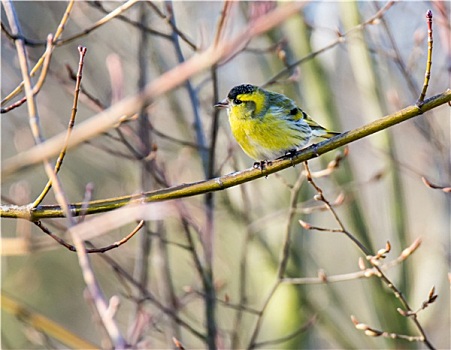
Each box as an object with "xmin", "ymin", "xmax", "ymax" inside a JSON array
[{"xmin": 215, "ymin": 84, "xmax": 339, "ymax": 167}]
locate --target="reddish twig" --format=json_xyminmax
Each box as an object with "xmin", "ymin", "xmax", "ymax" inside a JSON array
[
  {"xmin": 34, "ymin": 220, "xmax": 145, "ymax": 254},
  {"xmin": 421, "ymin": 176, "xmax": 451, "ymax": 192}
]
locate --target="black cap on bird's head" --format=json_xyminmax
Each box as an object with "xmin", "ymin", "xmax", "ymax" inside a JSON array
[
  {"xmin": 214, "ymin": 84, "xmax": 257, "ymax": 108},
  {"xmin": 227, "ymin": 84, "xmax": 257, "ymax": 100}
]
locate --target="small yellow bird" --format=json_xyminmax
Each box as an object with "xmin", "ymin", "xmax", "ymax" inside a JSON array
[{"xmin": 215, "ymin": 84, "xmax": 339, "ymax": 165}]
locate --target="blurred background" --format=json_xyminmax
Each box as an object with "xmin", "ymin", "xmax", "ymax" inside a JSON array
[{"xmin": 1, "ymin": 1, "xmax": 450, "ymax": 349}]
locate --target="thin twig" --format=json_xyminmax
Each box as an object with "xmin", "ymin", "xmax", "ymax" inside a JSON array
[
  {"xmin": 153, "ymin": 221, "xmax": 182, "ymax": 343},
  {"xmin": 208, "ymin": 68, "xmax": 221, "ymax": 178},
  {"xmin": 94, "ymin": 221, "xmax": 145, "ymax": 253},
  {"xmin": 68, "ymin": 228, "xmax": 127, "ymax": 348},
  {"xmin": 32, "ymin": 46, "xmax": 87, "ymax": 208},
  {"xmin": 417, "ymin": 10, "xmax": 434, "ymax": 105},
  {"xmin": 145, "ymin": 0, "xmax": 197, "ymax": 50},
  {"xmin": 253, "ymin": 316, "xmax": 316, "ymax": 349},
  {"xmin": 156, "ymin": 169, "xmax": 215, "ymax": 349},
  {"xmin": 78, "ymin": 182, "xmax": 95, "ymax": 222},
  {"xmin": 1, "ymin": 34, "xmax": 54, "ymax": 113},
  {"xmin": 303, "ymin": 162, "xmax": 370, "ymax": 255},
  {"xmin": 373, "ymin": 1, "xmax": 419, "ymax": 98},
  {"xmin": 262, "ymin": 1, "xmax": 396, "ymax": 87},
  {"xmin": 150, "ymin": 124, "xmax": 209, "ymax": 151},
  {"xmin": 94, "ymin": 248, "xmax": 207, "ymax": 341},
  {"xmin": 231, "ymin": 174, "xmax": 254, "ymax": 349},
  {"xmin": 165, "ymin": 0, "xmax": 208, "ymax": 176},
  {"xmin": 373, "ymin": 3, "xmax": 441, "ymax": 151},
  {"xmin": 65, "ymin": 63, "xmax": 106, "ymax": 111},
  {"xmin": 199, "ymin": 5, "xmax": 236, "ymax": 347},
  {"xmin": 1, "ymin": 0, "xmax": 75, "ymax": 106},
  {"xmin": 421, "ymin": 176, "xmax": 451, "ymax": 192},
  {"xmin": 213, "ymin": 1, "xmax": 234, "ymax": 48},
  {"xmin": 282, "ymin": 238, "xmax": 422, "ymax": 285},
  {"xmin": 208, "ymin": 2, "xmax": 235, "ymax": 179},
  {"xmin": 35, "ymin": 220, "xmax": 145, "ymax": 254},
  {"xmin": 247, "ymin": 171, "xmax": 305, "ymax": 349},
  {"xmin": 3, "ymin": 0, "xmax": 73, "ymax": 223},
  {"xmin": 1, "ymin": 22, "xmax": 44, "ymax": 46},
  {"xmin": 55, "ymin": 0, "xmax": 140, "ymax": 46},
  {"xmin": 190, "ymin": 289, "xmax": 260, "ymax": 315},
  {"xmin": 34, "ymin": 221, "xmax": 76, "ymax": 251},
  {"xmin": 114, "ymin": 126, "xmax": 142, "ymax": 159},
  {"xmin": 172, "ymin": 337, "xmax": 186, "ymax": 350},
  {"xmin": 351, "ymin": 315, "xmax": 428, "ymax": 342},
  {"xmin": 87, "ymin": 1, "xmax": 172, "ymax": 40},
  {"xmin": 303, "ymin": 162, "xmax": 436, "ymax": 350}
]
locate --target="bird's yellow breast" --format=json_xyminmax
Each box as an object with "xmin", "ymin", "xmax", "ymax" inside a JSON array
[
  {"xmin": 218, "ymin": 84, "xmax": 337, "ymax": 161},
  {"xmin": 228, "ymin": 112, "xmax": 306, "ymax": 160}
]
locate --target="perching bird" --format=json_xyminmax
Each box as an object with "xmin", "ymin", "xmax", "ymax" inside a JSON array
[{"xmin": 215, "ymin": 84, "xmax": 339, "ymax": 165}]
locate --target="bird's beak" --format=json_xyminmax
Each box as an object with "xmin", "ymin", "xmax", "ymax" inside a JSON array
[{"xmin": 214, "ymin": 98, "xmax": 229, "ymax": 109}]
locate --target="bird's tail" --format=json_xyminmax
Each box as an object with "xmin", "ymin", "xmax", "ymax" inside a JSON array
[
  {"xmin": 318, "ymin": 130, "xmax": 340, "ymax": 139},
  {"xmin": 304, "ymin": 114, "xmax": 339, "ymax": 139}
]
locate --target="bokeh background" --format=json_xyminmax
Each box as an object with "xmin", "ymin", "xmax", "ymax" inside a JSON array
[{"xmin": 1, "ymin": 1, "xmax": 450, "ymax": 349}]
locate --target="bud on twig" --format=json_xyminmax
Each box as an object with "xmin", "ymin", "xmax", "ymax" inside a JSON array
[
  {"xmin": 365, "ymin": 329, "xmax": 383, "ymax": 337},
  {"xmin": 358, "ymin": 257, "xmax": 366, "ymax": 271},
  {"xmin": 299, "ymin": 220, "xmax": 311, "ymax": 229}
]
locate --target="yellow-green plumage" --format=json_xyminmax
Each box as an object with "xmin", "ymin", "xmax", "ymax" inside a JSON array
[{"xmin": 215, "ymin": 84, "xmax": 339, "ymax": 161}]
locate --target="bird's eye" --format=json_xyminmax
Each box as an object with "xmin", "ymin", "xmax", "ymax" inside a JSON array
[{"xmin": 234, "ymin": 99, "xmax": 242, "ymax": 105}]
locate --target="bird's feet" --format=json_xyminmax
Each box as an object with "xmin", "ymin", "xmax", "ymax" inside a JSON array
[
  {"xmin": 276, "ymin": 149, "xmax": 297, "ymax": 166},
  {"xmin": 253, "ymin": 160, "xmax": 272, "ymax": 171},
  {"xmin": 312, "ymin": 144, "xmax": 320, "ymax": 157}
]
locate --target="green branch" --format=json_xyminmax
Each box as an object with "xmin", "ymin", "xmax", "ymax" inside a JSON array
[{"xmin": 2, "ymin": 89, "xmax": 450, "ymax": 221}]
